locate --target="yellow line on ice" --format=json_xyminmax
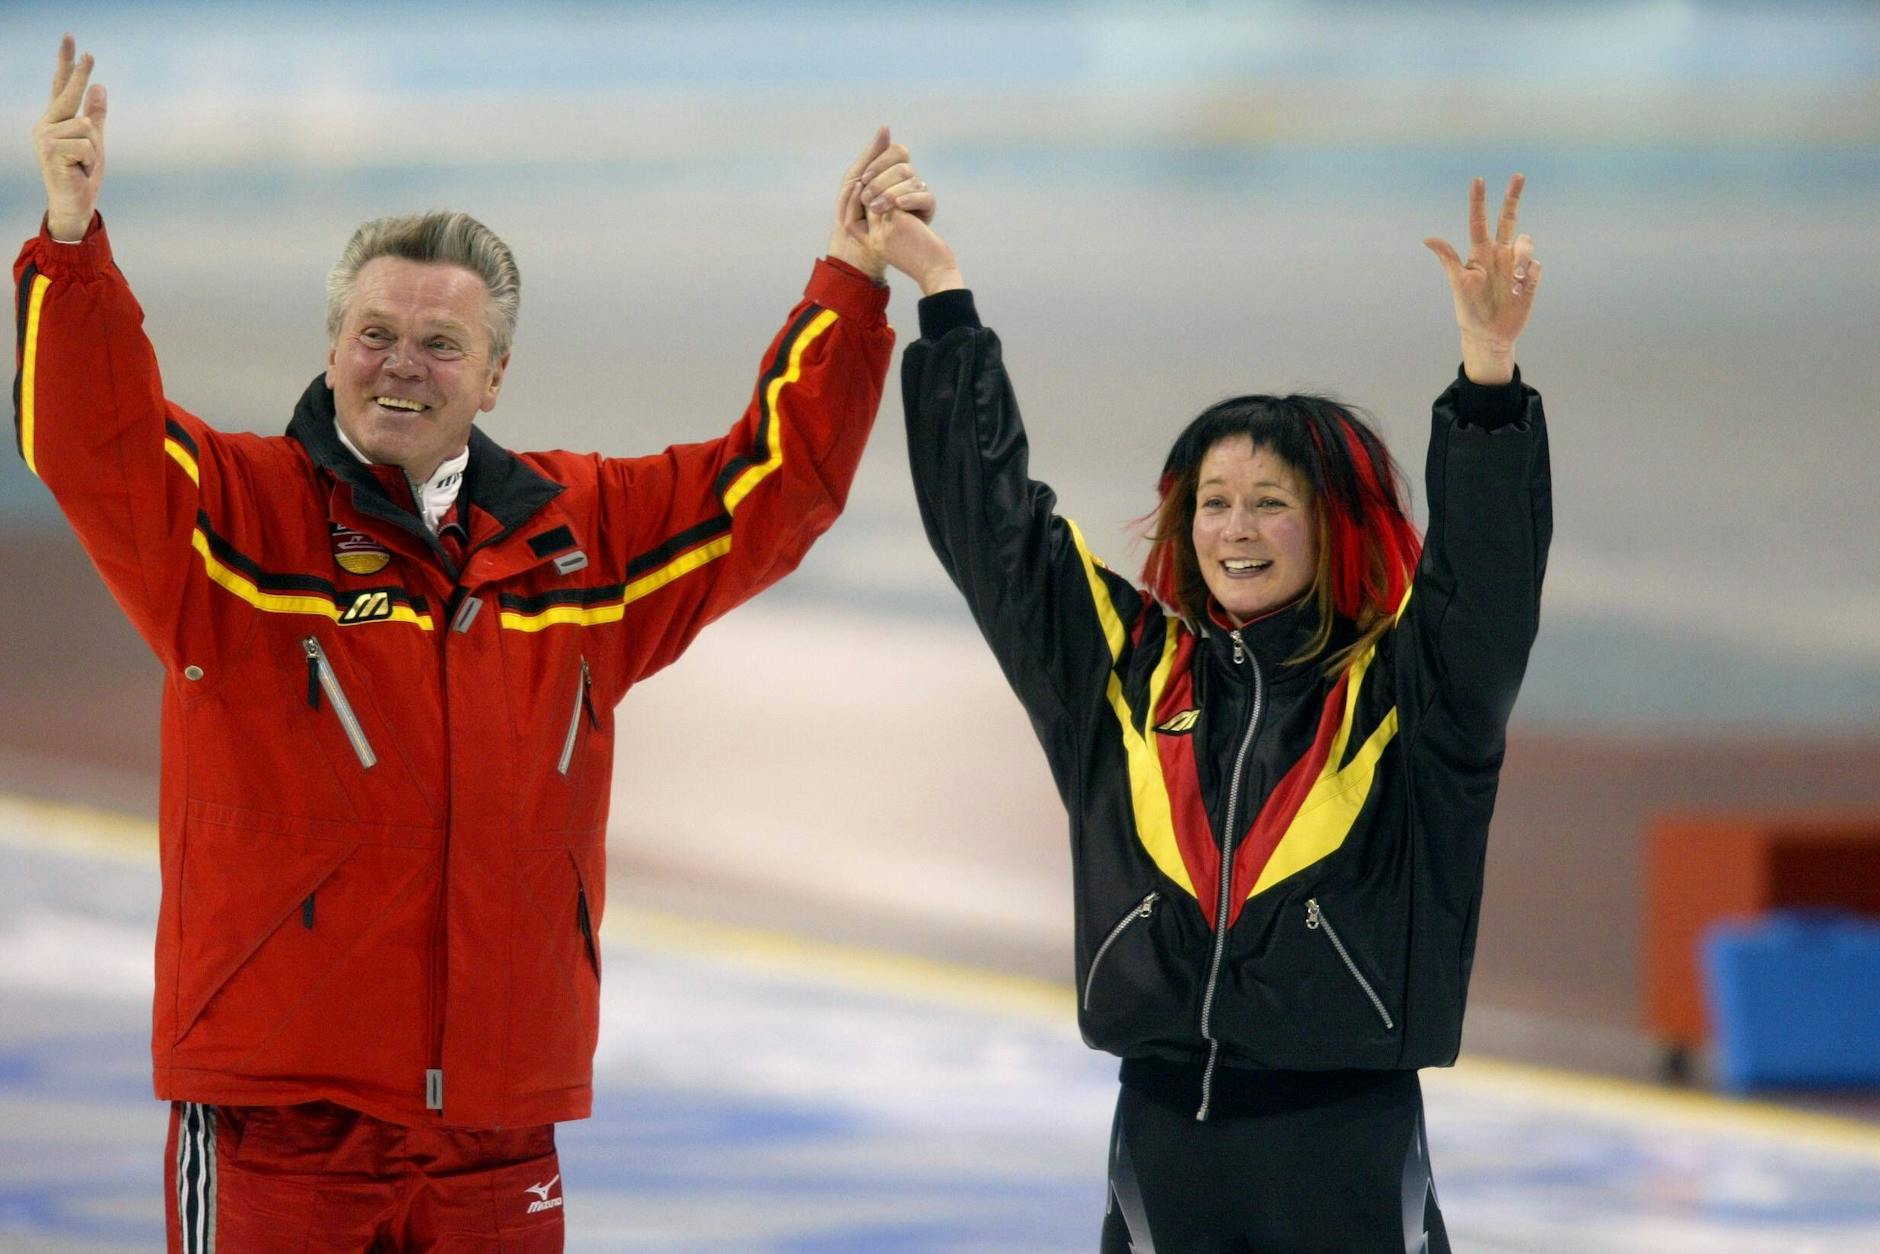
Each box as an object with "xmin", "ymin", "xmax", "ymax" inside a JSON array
[
  {"xmin": 0, "ymin": 793, "xmax": 161, "ymax": 862},
  {"xmin": 608, "ymin": 904, "xmax": 1074, "ymax": 1021},
  {"xmin": 1428, "ymin": 1054, "xmax": 1880, "ymax": 1160}
]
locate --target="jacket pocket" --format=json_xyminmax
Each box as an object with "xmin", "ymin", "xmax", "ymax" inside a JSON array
[
  {"xmin": 574, "ymin": 853, "xmax": 601, "ymax": 980},
  {"xmin": 1075, "ymin": 885, "xmax": 1207, "ymax": 1059},
  {"xmin": 1305, "ymin": 898, "xmax": 1395, "ymax": 1031},
  {"xmin": 509, "ymin": 843, "xmax": 605, "ymax": 1096},
  {"xmin": 556, "ymin": 657, "xmax": 598, "ymax": 778},
  {"xmin": 303, "ymin": 636, "xmax": 376, "ymax": 769},
  {"xmin": 173, "ymin": 833, "xmax": 358, "ymax": 1045},
  {"xmin": 1082, "ymin": 891, "xmax": 1158, "ymax": 1010},
  {"xmin": 169, "ymin": 804, "xmax": 439, "ymax": 1078}
]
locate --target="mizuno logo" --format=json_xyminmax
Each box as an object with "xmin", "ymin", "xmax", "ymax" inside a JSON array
[
  {"xmin": 524, "ymin": 1174, "xmax": 563, "ymax": 1214},
  {"xmin": 339, "ymin": 590, "xmax": 393, "ymax": 624},
  {"xmin": 1155, "ymin": 708, "xmax": 1200, "ymax": 735}
]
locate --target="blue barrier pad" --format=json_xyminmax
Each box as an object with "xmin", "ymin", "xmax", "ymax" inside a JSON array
[{"xmin": 1704, "ymin": 912, "xmax": 1880, "ymax": 1092}]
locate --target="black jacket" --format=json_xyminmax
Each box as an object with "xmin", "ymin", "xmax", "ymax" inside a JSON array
[{"xmin": 903, "ymin": 291, "xmax": 1551, "ymax": 1114}]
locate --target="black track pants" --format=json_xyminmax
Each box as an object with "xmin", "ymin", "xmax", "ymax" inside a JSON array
[{"xmin": 1099, "ymin": 1070, "xmax": 1449, "ymax": 1254}]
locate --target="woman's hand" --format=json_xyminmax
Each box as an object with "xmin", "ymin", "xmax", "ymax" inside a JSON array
[
  {"xmin": 828, "ymin": 127, "xmax": 938, "ymax": 284},
  {"xmin": 1424, "ymin": 175, "xmax": 1541, "ymax": 385},
  {"xmin": 868, "ymin": 203, "xmax": 962, "ymax": 296}
]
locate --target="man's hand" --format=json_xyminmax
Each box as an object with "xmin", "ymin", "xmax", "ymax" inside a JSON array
[
  {"xmin": 35, "ymin": 35, "xmax": 108, "ymax": 243},
  {"xmin": 1424, "ymin": 175, "xmax": 1541, "ymax": 385},
  {"xmin": 827, "ymin": 127, "xmax": 935, "ymax": 283}
]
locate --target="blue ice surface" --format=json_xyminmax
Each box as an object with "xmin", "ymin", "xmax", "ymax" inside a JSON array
[{"xmin": 5, "ymin": 827, "xmax": 1880, "ymax": 1251}]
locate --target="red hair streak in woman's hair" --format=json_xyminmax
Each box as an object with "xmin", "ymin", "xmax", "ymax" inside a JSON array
[
  {"xmin": 1308, "ymin": 416, "xmax": 1422, "ymax": 621},
  {"xmin": 1141, "ymin": 470, "xmax": 1182, "ymax": 610}
]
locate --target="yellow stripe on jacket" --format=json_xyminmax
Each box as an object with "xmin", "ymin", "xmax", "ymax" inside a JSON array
[
  {"xmin": 189, "ymin": 529, "xmax": 434, "ymax": 629},
  {"xmin": 1067, "ymin": 518, "xmax": 1197, "ymax": 901},
  {"xmin": 19, "ymin": 275, "xmax": 50, "ymax": 477},
  {"xmin": 720, "ymin": 308, "xmax": 838, "ymax": 513}
]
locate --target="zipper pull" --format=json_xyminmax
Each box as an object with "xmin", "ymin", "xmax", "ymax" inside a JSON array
[
  {"xmin": 1305, "ymin": 899, "xmax": 1321, "ymax": 929},
  {"xmin": 1136, "ymin": 896, "xmax": 1158, "ymax": 920},
  {"xmin": 580, "ymin": 658, "xmax": 600, "ymax": 729},
  {"xmin": 1230, "ymin": 630, "xmax": 1245, "ymax": 665},
  {"xmin": 303, "ymin": 639, "xmax": 322, "ymax": 710},
  {"xmin": 450, "ymin": 594, "xmax": 484, "ymax": 634}
]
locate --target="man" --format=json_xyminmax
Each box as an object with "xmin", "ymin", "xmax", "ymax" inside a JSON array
[{"xmin": 18, "ymin": 36, "xmax": 932, "ymax": 1252}]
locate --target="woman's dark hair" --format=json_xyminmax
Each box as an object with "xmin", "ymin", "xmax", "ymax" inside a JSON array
[{"xmin": 1140, "ymin": 394, "xmax": 1422, "ymax": 670}]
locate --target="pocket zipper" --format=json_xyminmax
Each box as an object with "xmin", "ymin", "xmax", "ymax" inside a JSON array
[
  {"xmin": 557, "ymin": 657, "xmax": 599, "ymax": 777},
  {"xmin": 1306, "ymin": 898, "xmax": 1394, "ymax": 1030},
  {"xmin": 303, "ymin": 637, "xmax": 377, "ymax": 769},
  {"xmin": 1082, "ymin": 890, "xmax": 1159, "ymax": 1010},
  {"xmin": 576, "ymin": 884, "xmax": 599, "ymax": 976}
]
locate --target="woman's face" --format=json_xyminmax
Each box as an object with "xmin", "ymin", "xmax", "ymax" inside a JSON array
[{"xmin": 1190, "ymin": 436, "xmax": 1317, "ymax": 625}]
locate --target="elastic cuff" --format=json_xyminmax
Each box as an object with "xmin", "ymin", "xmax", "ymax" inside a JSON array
[
  {"xmin": 1453, "ymin": 363, "xmax": 1525, "ymax": 432},
  {"xmin": 33, "ymin": 212, "xmax": 113, "ymax": 278},
  {"xmin": 820, "ymin": 255, "xmax": 880, "ymax": 287},
  {"xmin": 917, "ymin": 289, "xmax": 980, "ymax": 341},
  {"xmin": 806, "ymin": 256, "xmax": 890, "ymax": 324}
]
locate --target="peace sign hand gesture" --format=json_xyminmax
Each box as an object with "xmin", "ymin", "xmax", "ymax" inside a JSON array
[
  {"xmin": 1424, "ymin": 175, "xmax": 1541, "ymax": 385},
  {"xmin": 34, "ymin": 35, "xmax": 107, "ymax": 243}
]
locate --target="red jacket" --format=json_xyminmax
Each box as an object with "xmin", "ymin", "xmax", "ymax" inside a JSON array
[{"xmin": 13, "ymin": 219, "xmax": 892, "ymax": 1129}]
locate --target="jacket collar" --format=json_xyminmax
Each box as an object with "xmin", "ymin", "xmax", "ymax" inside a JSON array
[
  {"xmin": 1194, "ymin": 598, "xmax": 1367, "ymax": 704},
  {"xmin": 1200, "ymin": 596, "xmax": 1319, "ymax": 669},
  {"xmin": 286, "ymin": 373, "xmax": 565, "ymax": 543}
]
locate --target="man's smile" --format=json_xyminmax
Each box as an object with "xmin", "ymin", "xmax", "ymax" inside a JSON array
[{"xmin": 372, "ymin": 395, "xmax": 430, "ymax": 414}]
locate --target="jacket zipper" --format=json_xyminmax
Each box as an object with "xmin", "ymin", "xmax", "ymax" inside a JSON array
[
  {"xmin": 557, "ymin": 657, "xmax": 598, "ymax": 776},
  {"xmin": 1196, "ymin": 628, "xmax": 1263, "ymax": 1121},
  {"xmin": 302, "ymin": 637, "xmax": 377, "ymax": 769},
  {"xmin": 1081, "ymin": 890, "xmax": 1159, "ymax": 1010},
  {"xmin": 1306, "ymin": 899, "xmax": 1395, "ymax": 1030}
]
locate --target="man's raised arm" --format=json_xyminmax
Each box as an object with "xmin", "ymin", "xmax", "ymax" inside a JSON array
[
  {"xmin": 17, "ymin": 37, "xmax": 207, "ymax": 662},
  {"xmin": 566, "ymin": 129, "xmax": 938, "ymax": 685}
]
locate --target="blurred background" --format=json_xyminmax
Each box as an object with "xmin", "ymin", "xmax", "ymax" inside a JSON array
[{"xmin": 2, "ymin": 1, "xmax": 1878, "ymax": 1249}]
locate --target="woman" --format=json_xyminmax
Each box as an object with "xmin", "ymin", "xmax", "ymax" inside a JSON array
[{"xmin": 871, "ymin": 174, "xmax": 1549, "ymax": 1252}]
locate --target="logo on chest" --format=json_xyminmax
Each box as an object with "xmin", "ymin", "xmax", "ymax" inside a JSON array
[
  {"xmin": 331, "ymin": 524, "xmax": 392, "ymax": 575},
  {"xmin": 339, "ymin": 590, "xmax": 394, "ymax": 625},
  {"xmin": 1154, "ymin": 708, "xmax": 1200, "ymax": 736}
]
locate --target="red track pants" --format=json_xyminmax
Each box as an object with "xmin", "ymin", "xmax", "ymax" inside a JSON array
[{"xmin": 164, "ymin": 1101, "xmax": 565, "ymax": 1253}]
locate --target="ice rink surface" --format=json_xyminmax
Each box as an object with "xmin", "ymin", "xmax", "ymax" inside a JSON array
[{"xmin": 6, "ymin": 800, "xmax": 1880, "ymax": 1254}]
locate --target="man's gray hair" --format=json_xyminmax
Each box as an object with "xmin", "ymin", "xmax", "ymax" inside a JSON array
[{"xmin": 326, "ymin": 211, "xmax": 521, "ymax": 360}]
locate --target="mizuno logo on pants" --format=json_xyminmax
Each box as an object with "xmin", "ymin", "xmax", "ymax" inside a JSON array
[{"xmin": 524, "ymin": 1174, "xmax": 563, "ymax": 1214}]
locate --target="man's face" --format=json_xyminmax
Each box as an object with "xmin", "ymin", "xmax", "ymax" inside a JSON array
[{"xmin": 325, "ymin": 256, "xmax": 507, "ymax": 480}]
